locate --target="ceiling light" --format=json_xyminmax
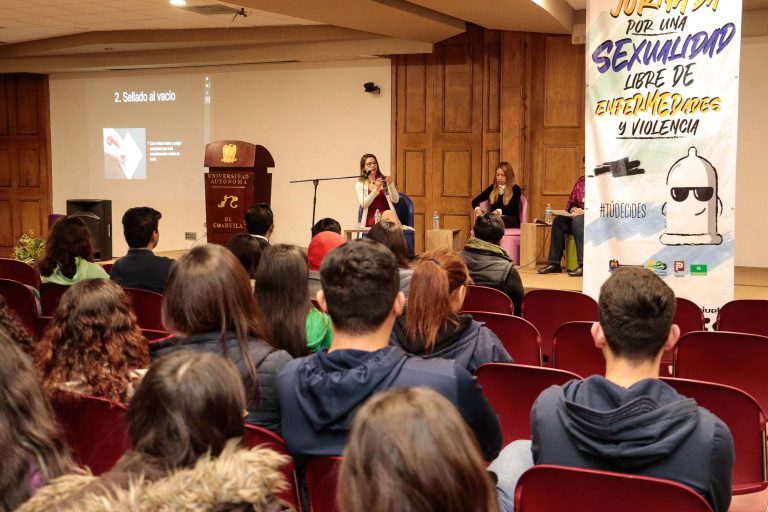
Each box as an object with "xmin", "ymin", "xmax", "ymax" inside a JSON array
[{"xmin": 169, "ymin": 0, "xmax": 187, "ymax": 6}]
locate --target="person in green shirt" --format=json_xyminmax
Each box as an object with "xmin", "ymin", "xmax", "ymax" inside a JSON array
[{"xmin": 38, "ymin": 216, "xmax": 109, "ymax": 285}]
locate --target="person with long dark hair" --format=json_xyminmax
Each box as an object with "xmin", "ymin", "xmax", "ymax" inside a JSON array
[
  {"xmin": 367, "ymin": 220, "xmax": 413, "ymax": 296},
  {"xmin": 471, "ymin": 162, "xmax": 522, "ymax": 229},
  {"xmin": 0, "ymin": 294, "xmax": 35, "ymax": 355},
  {"xmin": 19, "ymin": 351, "xmax": 293, "ymax": 511},
  {"xmin": 152, "ymin": 244, "xmax": 292, "ymax": 434},
  {"xmin": 356, "ymin": 153, "xmax": 400, "ymax": 227},
  {"xmin": 339, "ymin": 387, "xmax": 500, "ymax": 512},
  {"xmin": 0, "ymin": 329, "xmax": 76, "ymax": 511},
  {"xmin": 255, "ymin": 244, "xmax": 332, "ymax": 356},
  {"xmin": 390, "ymin": 249, "xmax": 512, "ymax": 373},
  {"xmin": 35, "ymin": 279, "xmax": 149, "ymax": 403},
  {"xmin": 227, "ymin": 233, "xmax": 263, "ymax": 282},
  {"xmin": 37, "ymin": 215, "xmax": 109, "ymax": 285}
]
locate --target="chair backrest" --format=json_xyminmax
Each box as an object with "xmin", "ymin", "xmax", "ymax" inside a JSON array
[
  {"xmin": 674, "ymin": 331, "xmax": 768, "ymax": 430},
  {"xmin": 141, "ymin": 328, "xmax": 171, "ymax": 341},
  {"xmin": 0, "ymin": 258, "xmax": 41, "ymax": 289},
  {"xmin": 305, "ymin": 456, "xmax": 343, "ymax": 512},
  {"xmin": 394, "ymin": 192, "xmax": 415, "ymax": 227},
  {"xmin": 40, "ymin": 282, "xmax": 69, "ymax": 316},
  {"xmin": 675, "ymin": 297, "xmax": 705, "ymax": 336},
  {"xmin": 552, "ymin": 321, "xmax": 601, "ymax": 377},
  {"xmin": 661, "ymin": 377, "xmax": 768, "ymax": 494},
  {"xmin": 124, "ymin": 288, "xmax": 164, "ymax": 331},
  {"xmin": 476, "ymin": 363, "xmax": 581, "ymax": 444},
  {"xmin": 243, "ymin": 424, "xmax": 301, "ymax": 510},
  {"xmin": 716, "ymin": 299, "xmax": 768, "ymax": 337},
  {"xmin": 521, "ymin": 289, "xmax": 598, "ymax": 363},
  {"xmin": 51, "ymin": 393, "xmax": 130, "ymax": 475},
  {"xmin": 101, "ymin": 263, "xmax": 114, "ymax": 275},
  {"xmin": 464, "ymin": 311, "xmax": 542, "ymax": 366},
  {"xmin": 461, "ymin": 284, "xmax": 514, "ymax": 315},
  {"xmin": 515, "ymin": 465, "xmax": 714, "ymax": 512},
  {"xmin": 0, "ymin": 277, "xmax": 39, "ymax": 337}
]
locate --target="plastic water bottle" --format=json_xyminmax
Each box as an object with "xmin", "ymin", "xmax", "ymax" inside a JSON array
[
  {"xmin": 545, "ymin": 204, "xmax": 552, "ymax": 225},
  {"xmin": 374, "ymin": 209, "xmax": 381, "ymax": 223},
  {"xmin": 432, "ymin": 211, "xmax": 440, "ymax": 230}
]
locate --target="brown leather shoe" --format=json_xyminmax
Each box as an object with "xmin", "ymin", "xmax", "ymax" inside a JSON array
[
  {"xmin": 537, "ymin": 263, "xmax": 562, "ymax": 274},
  {"xmin": 568, "ymin": 265, "xmax": 583, "ymax": 277}
]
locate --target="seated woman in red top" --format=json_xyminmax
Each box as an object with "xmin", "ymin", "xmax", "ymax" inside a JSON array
[{"xmin": 356, "ymin": 153, "xmax": 400, "ymax": 227}]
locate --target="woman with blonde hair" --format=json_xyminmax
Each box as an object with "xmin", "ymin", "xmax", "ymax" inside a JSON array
[
  {"xmin": 35, "ymin": 279, "xmax": 149, "ymax": 403},
  {"xmin": 339, "ymin": 387, "xmax": 501, "ymax": 512},
  {"xmin": 356, "ymin": 153, "xmax": 400, "ymax": 227},
  {"xmin": 389, "ymin": 248, "xmax": 512, "ymax": 373},
  {"xmin": 471, "ymin": 162, "xmax": 522, "ymax": 228}
]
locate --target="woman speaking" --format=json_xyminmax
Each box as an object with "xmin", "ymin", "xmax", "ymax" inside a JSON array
[
  {"xmin": 356, "ymin": 153, "xmax": 399, "ymax": 227},
  {"xmin": 471, "ymin": 162, "xmax": 522, "ymax": 228}
]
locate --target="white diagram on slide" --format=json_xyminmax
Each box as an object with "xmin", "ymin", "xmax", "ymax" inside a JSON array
[{"xmin": 120, "ymin": 131, "xmax": 143, "ymax": 179}]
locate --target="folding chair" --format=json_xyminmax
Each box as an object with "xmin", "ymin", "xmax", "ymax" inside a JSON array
[
  {"xmin": 476, "ymin": 363, "xmax": 581, "ymax": 444},
  {"xmin": 521, "ymin": 289, "xmax": 598, "ymax": 364},
  {"xmin": 0, "ymin": 257, "xmax": 41, "ymax": 289},
  {"xmin": 515, "ymin": 465, "xmax": 714, "ymax": 512},
  {"xmin": 305, "ymin": 456, "xmax": 343, "ymax": 512},
  {"xmin": 464, "ymin": 311, "xmax": 542, "ymax": 366},
  {"xmin": 0, "ymin": 277, "xmax": 39, "ymax": 337},
  {"xmin": 460, "ymin": 284, "xmax": 514, "ymax": 315},
  {"xmin": 243, "ymin": 424, "xmax": 301, "ymax": 510},
  {"xmin": 716, "ymin": 300, "xmax": 768, "ymax": 337},
  {"xmin": 124, "ymin": 287, "xmax": 164, "ymax": 331},
  {"xmin": 552, "ymin": 321, "xmax": 602, "ymax": 377}
]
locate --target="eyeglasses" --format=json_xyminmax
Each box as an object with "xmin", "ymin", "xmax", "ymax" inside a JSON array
[{"xmin": 670, "ymin": 187, "xmax": 714, "ymax": 202}]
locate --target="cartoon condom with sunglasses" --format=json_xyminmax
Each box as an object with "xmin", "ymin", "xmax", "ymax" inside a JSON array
[{"xmin": 660, "ymin": 147, "xmax": 722, "ymax": 246}]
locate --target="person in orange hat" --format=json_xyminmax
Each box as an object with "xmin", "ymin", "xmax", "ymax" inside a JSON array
[{"xmin": 307, "ymin": 231, "xmax": 347, "ymax": 299}]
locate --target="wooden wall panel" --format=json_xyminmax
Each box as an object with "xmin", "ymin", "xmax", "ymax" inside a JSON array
[
  {"xmin": 0, "ymin": 80, "xmax": 9, "ymax": 136},
  {"xmin": 16, "ymin": 76, "xmax": 40, "ymax": 135},
  {"xmin": 19, "ymin": 148, "xmax": 41, "ymax": 187},
  {"xmin": 544, "ymin": 37, "xmax": 583, "ymax": 128},
  {"xmin": 20, "ymin": 200, "xmax": 42, "ymax": 236},
  {"xmin": 486, "ymin": 42, "xmax": 501, "ymax": 134},
  {"xmin": 403, "ymin": 149, "xmax": 426, "ymax": 196},
  {"xmin": 0, "ymin": 200, "xmax": 12, "ymax": 248},
  {"xmin": 543, "ymin": 146, "xmax": 579, "ymax": 195},
  {"xmin": 500, "ymin": 32, "xmax": 527, "ymax": 191},
  {"xmin": 0, "ymin": 149, "xmax": 10, "ymax": 187},
  {"xmin": 442, "ymin": 150, "xmax": 471, "ymax": 197},
  {"xmin": 404, "ymin": 55, "xmax": 427, "ymax": 134},
  {"xmin": 442, "ymin": 44, "xmax": 473, "ymax": 133}
]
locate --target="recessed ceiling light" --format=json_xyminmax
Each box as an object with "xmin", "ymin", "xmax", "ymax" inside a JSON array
[{"xmin": 170, "ymin": 0, "xmax": 187, "ymax": 6}]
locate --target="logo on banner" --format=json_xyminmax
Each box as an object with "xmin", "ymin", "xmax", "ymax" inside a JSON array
[
  {"xmin": 674, "ymin": 261, "xmax": 686, "ymax": 277},
  {"xmin": 691, "ymin": 264, "xmax": 708, "ymax": 276},
  {"xmin": 609, "ymin": 259, "xmax": 620, "ymax": 271},
  {"xmin": 645, "ymin": 260, "xmax": 668, "ymax": 276}
]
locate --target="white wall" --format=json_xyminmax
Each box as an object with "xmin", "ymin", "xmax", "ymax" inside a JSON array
[
  {"xmin": 735, "ymin": 36, "xmax": 768, "ymax": 267},
  {"xmin": 50, "ymin": 60, "xmax": 391, "ymax": 256}
]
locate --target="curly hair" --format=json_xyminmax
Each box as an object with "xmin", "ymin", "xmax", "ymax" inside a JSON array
[
  {"xmin": 37, "ymin": 215, "xmax": 94, "ymax": 279},
  {"xmin": 0, "ymin": 329, "xmax": 76, "ymax": 511},
  {"xmin": 0, "ymin": 294, "xmax": 34, "ymax": 356},
  {"xmin": 34, "ymin": 279, "xmax": 149, "ymax": 403}
]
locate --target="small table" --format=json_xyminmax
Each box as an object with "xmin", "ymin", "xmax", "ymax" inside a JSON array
[
  {"xmin": 343, "ymin": 226, "xmax": 370, "ymax": 240},
  {"xmin": 425, "ymin": 228, "xmax": 462, "ymax": 251},
  {"xmin": 519, "ymin": 223, "xmax": 551, "ymax": 268}
]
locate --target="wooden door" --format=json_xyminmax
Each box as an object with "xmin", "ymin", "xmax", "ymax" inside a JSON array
[{"xmin": 0, "ymin": 74, "xmax": 52, "ymax": 257}]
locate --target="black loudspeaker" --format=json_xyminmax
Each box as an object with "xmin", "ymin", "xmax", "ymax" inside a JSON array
[{"xmin": 66, "ymin": 199, "xmax": 112, "ymax": 261}]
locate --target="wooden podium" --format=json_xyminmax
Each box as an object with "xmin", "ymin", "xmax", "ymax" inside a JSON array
[{"xmin": 203, "ymin": 141, "xmax": 274, "ymax": 245}]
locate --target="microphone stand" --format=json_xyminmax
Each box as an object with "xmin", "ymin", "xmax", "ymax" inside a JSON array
[{"xmin": 290, "ymin": 175, "xmax": 359, "ymax": 227}]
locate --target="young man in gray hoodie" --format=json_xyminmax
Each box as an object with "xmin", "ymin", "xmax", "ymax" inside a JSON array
[{"xmin": 529, "ymin": 267, "xmax": 734, "ymax": 512}]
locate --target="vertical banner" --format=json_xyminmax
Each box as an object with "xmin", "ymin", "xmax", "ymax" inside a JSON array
[{"xmin": 584, "ymin": 0, "xmax": 741, "ymax": 326}]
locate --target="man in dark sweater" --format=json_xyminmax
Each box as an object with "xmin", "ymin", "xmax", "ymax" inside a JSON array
[
  {"xmin": 245, "ymin": 202, "xmax": 273, "ymax": 249},
  {"xmin": 110, "ymin": 207, "xmax": 174, "ymax": 293},
  {"xmin": 461, "ymin": 214, "xmax": 524, "ymax": 315},
  {"xmin": 529, "ymin": 268, "xmax": 734, "ymax": 512},
  {"xmin": 277, "ymin": 239, "xmax": 502, "ymax": 464}
]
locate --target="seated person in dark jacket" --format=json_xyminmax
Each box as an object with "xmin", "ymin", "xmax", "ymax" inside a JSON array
[
  {"xmin": 471, "ymin": 162, "xmax": 522, "ymax": 228},
  {"xmin": 110, "ymin": 207, "xmax": 174, "ymax": 293},
  {"xmin": 460, "ymin": 214, "xmax": 524, "ymax": 315},
  {"xmin": 529, "ymin": 268, "xmax": 733, "ymax": 512},
  {"xmin": 245, "ymin": 202, "xmax": 273, "ymax": 249},
  {"xmin": 277, "ymin": 239, "xmax": 502, "ymax": 464}
]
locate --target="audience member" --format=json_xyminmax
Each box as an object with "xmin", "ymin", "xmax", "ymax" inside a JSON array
[
  {"xmin": 34, "ymin": 279, "xmax": 149, "ymax": 403},
  {"xmin": 110, "ymin": 207, "xmax": 175, "ymax": 293},
  {"xmin": 151, "ymin": 244, "xmax": 292, "ymax": 434},
  {"xmin": 255, "ymin": 245, "xmax": 332, "ymax": 357},
  {"xmin": 390, "ymin": 249, "xmax": 512, "ymax": 373},
  {"xmin": 227, "ymin": 233, "xmax": 262, "ymax": 282},
  {"xmin": 529, "ymin": 268, "xmax": 734, "ymax": 512},
  {"xmin": 311, "ymin": 217, "xmax": 341, "ymax": 239},
  {"xmin": 0, "ymin": 294, "xmax": 34, "ymax": 355},
  {"xmin": 19, "ymin": 351, "xmax": 292, "ymax": 511},
  {"xmin": 245, "ymin": 203, "xmax": 274, "ymax": 249},
  {"xmin": 367, "ymin": 220, "xmax": 412, "ymax": 297},
  {"xmin": 277, "ymin": 239, "xmax": 502, "ymax": 463},
  {"xmin": 0, "ymin": 329, "xmax": 76, "ymax": 511},
  {"xmin": 306, "ymin": 231, "xmax": 346, "ymax": 299},
  {"xmin": 339, "ymin": 387, "xmax": 500, "ymax": 512},
  {"xmin": 37, "ymin": 216, "xmax": 109, "ymax": 285},
  {"xmin": 461, "ymin": 214, "xmax": 524, "ymax": 315}
]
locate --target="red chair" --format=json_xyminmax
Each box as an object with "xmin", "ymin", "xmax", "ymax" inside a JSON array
[
  {"xmin": 716, "ymin": 300, "xmax": 768, "ymax": 337},
  {"xmin": 50, "ymin": 393, "xmax": 130, "ymax": 475},
  {"xmin": 0, "ymin": 277, "xmax": 39, "ymax": 337},
  {"xmin": 674, "ymin": 331, "xmax": 768, "ymax": 420},
  {"xmin": 243, "ymin": 424, "xmax": 301, "ymax": 510},
  {"xmin": 476, "ymin": 363, "xmax": 581, "ymax": 444},
  {"xmin": 460, "ymin": 284, "xmax": 515, "ymax": 315},
  {"xmin": 662, "ymin": 297, "xmax": 706, "ymax": 375},
  {"xmin": 305, "ymin": 456, "xmax": 342, "ymax": 512},
  {"xmin": 101, "ymin": 263, "xmax": 114, "ymax": 275},
  {"xmin": 515, "ymin": 465, "xmax": 714, "ymax": 512},
  {"xmin": 464, "ymin": 311, "xmax": 542, "ymax": 366},
  {"xmin": 552, "ymin": 321, "xmax": 602, "ymax": 377},
  {"xmin": 0, "ymin": 257, "xmax": 41, "ymax": 289},
  {"xmin": 661, "ymin": 377, "xmax": 768, "ymax": 494},
  {"xmin": 521, "ymin": 289, "xmax": 598, "ymax": 365},
  {"xmin": 141, "ymin": 328, "xmax": 171, "ymax": 342},
  {"xmin": 124, "ymin": 288, "xmax": 164, "ymax": 331},
  {"xmin": 40, "ymin": 282, "xmax": 69, "ymax": 316}
]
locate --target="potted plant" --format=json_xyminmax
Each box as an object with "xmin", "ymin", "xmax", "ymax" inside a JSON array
[{"xmin": 13, "ymin": 231, "xmax": 46, "ymax": 266}]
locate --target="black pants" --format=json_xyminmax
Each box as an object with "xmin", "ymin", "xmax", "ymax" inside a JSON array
[{"xmin": 547, "ymin": 214, "xmax": 584, "ymax": 266}]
